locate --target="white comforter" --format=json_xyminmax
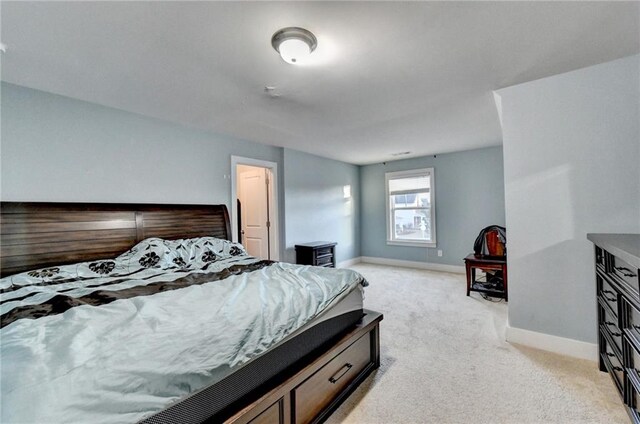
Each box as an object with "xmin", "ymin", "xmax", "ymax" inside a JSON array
[{"xmin": 0, "ymin": 237, "xmax": 365, "ymax": 423}]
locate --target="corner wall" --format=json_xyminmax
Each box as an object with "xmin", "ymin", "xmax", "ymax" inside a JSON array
[
  {"xmin": 359, "ymin": 146, "xmax": 506, "ymax": 266},
  {"xmin": 496, "ymin": 54, "xmax": 640, "ymax": 344},
  {"xmin": 283, "ymin": 149, "xmax": 360, "ymax": 264}
]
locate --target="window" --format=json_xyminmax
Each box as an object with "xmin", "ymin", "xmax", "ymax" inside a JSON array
[{"xmin": 385, "ymin": 168, "xmax": 436, "ymax": 247}]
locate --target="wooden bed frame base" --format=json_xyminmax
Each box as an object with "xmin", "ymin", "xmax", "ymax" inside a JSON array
[{"xmin": 227, "ymin": 310, "xmax": 383, "ymax": 424}]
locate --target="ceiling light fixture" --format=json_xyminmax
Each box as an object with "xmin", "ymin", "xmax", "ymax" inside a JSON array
[{"xmin": 271, "ymin": 27, "xmax": 317, "ymax": 65}]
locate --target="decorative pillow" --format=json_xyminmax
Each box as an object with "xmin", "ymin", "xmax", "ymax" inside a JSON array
[
  {"xmin": 116, "ymin": 238, "xmax": 169, "ymax": 269},
  {"xmin": 0, "ymin": 237, "xmax": 249, "ymax": 290},
  {"xmin": 163, "ymin": 237, "xmax": 248, "ymax": 268}
]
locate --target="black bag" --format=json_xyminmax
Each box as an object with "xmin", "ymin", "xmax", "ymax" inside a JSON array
[{"xmin": 473, "ymin": 225, "xmax": 507, "ymax": 257}]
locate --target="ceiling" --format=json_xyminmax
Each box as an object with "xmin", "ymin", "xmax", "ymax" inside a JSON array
[{"xmin": 2, "ymin": 2, "xmax": 638, "ymax": 165}]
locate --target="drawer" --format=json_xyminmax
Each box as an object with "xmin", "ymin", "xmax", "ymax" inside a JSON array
[
  {"xmin": 294, "ymin": 333, "xmax": 371, "ymax": 424},
  {"xmin": 626, "ymin": 300, "xmax": 640, "ymax": 344},
  {"xmin": 602, "ymin": 318, "xmax": 623, "ymax": 356},
  {"xmin": 315, "ymin": 247, "xmax": 334, "ymax": 257},
  {"xmin": 627, "ymin": 356, "xmax": 640, "ymax": 420},
  {"xmin": 629, "ymin": 378, "xmax": 640, "ymax": 418},
  {"xmin": 628, "ymin": 338, "xmax": 640, "ymax": 378},
  {"xmin": 248, "ymin": 399, "xmax": 284, "ymax": 424},
  {"xmin": 602, "ymin": 331, "xmax": 624, "ymax": 394},
  {"xmin": 602, "ymin": 320, "xmax": 623, "ymax": 361},
  {"xmin": 610, "ymin": 255, "xmax": 640, "ymax": 297},
  {"xmin": 595, "ymin": 246, "xmax": 607, "ymax": 270},
  {"xmin": 599, "ymin": 274, "xmax": 620, "ymax": 318},
  {"xmin": 316, "ymin": 254, "xmax": 333, "ymax": 266}
]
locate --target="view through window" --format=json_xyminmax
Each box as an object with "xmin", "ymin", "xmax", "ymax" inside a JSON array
[{"xmin": 385, "ymin": 168, "xmax": 436, "ymax": 246}]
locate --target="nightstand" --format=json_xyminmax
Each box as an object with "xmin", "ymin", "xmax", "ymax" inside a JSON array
[{"xmin": 295, "ymin": 242, "xmax": 337, "ymax": 268}]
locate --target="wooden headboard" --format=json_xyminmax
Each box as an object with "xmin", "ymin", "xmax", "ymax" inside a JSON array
[{"xmin": 0, "ymin": 202, "xmax": 231, "ymax": 277}]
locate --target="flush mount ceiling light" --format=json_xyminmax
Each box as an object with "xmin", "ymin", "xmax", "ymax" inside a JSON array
[{"xmin": 271, "ymin": 27, "xmax": 317, "ymax": 65}]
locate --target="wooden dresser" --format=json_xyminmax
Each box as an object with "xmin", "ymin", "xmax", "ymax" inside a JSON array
[{"xmin": 588, "ymin": 234, "xmax": 640, "ymax": 423}]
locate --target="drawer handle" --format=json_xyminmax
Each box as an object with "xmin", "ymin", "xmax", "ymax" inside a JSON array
[
  {"xmin": 612, "ymin": 366, "xmax": 623, "ymax": 372},
  {"xmin": 616, "ymin": 266, "xmax": 637, "ymax": 278},
  {"xmin": 603, "ymin": 295, "xmax": 617, "ymax": 302},
  {"xmin": 605, "ymin": 321, "xmax": 617, "ymax": 327},
  {"xmin": 329, "ymin": 363, "xmax": 353, "ymax": 384},
  {"xmin": 607, "ymin": 352, "xmax": 615, "ymax": 357}
]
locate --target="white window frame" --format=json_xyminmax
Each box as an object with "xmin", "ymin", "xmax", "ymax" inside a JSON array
[{"xmin": 385, "ymin": 167, "xmax": 436, "ymax": 248}]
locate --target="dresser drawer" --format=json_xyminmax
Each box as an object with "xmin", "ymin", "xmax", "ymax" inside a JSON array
[
  {"xmin": 610, "ymin": 255, "xmax": 640, "ymax": 298},
  {"xmin": 595, "ymin": 246, "xmax": 607, "ymax": 270},
  {"xmin": 629, "ymin": 384, "xmax": 640, "ymax": 422},
  {"xmin": 601, "ymin": 306, "xmax": 623, "ymax": 354},
  {"xmin": 599, "ymin": 274, "xmax": 620, "ymax": 317},
  {"xmin": 248, "ymin": 399, "xmax": 284, "ymax": 424},
  {"xmin": 626, "ymin": 342, "xmax": 640, "ymax": 424},
  {"xmin": 627, "ymin": 365, "xmax": 640, "ymax": 420},
  {"xmin": 294, "ymin": 333, "xmax": 371, "ymax": 424},
  {"xmin": 602, "ymin": 331, "xmax": 624, "ymax": 394},
  {"xmin": 628, "ymin": 338, "xmax": 640, "ymax": 378},
  {"xmin": 623, "ymin": 299, "xmax": 640, "ymax": 351}
]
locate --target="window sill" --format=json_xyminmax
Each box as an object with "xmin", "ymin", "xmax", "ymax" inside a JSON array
[{"xmin": 386, "ymin": 240, "xmax": 436, "ymax": 248}]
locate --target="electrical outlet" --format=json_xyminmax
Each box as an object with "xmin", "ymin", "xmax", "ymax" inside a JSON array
[{"xmin": 437, "ymin": 250, "xmax": 443, "ymax": 257}]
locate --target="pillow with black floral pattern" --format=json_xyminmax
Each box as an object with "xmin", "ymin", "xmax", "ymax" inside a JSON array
[
  {"xmin": 116, "ymin": 238, "xmax": 170, "ymax": 270},
  {"xmin": 162, "ymin": 237, "xmax": 249, "ymax": 268}
]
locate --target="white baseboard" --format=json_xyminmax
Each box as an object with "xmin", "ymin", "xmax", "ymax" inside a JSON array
[
  {"xmin": 506, "ymin": 324, "xmax": 598, "ymax": 362},
  {"xmin": 337, "ymin": 257, "xmax": 362, "ymax": 268},
  {"xmin": 359, "ymin": 256, "xmax": 465, "ymax": 274}
]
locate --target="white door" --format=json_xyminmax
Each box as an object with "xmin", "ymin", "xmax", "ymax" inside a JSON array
[{"xmin": 238, "ymin": 167, "xmax": 270, "ymax": 259}]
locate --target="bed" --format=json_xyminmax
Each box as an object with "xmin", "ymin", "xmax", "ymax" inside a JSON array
[{"xmin": 0, "ymin": 202, "xmax": 382, "ymax": 424}]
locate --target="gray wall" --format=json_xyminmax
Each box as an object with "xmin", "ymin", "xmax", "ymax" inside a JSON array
[
  {"xmin": 283, "ymin": 149, "xmax": 360, "ymax": 264},
  {"xmin": 496, "ymin": 54, "xmax": 640, "ymax": 343},
  {"xmin": 360, "ymin": 147, "xmax": 506, "ymax": 266},
  {"xmin": 1, "ymin": 82, "xmax": 364, "ymax": 264},
  {"xmin": 1, "ymin": 84, "xmax": 284, "ymax": 256}
]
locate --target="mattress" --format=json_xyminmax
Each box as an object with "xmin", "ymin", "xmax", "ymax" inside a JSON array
[
  {"xmin": 142, "ymin": 286, "xmax": 364, "ymax": 424},
  {"xmin": 274, "ymin": 282, "xmax": 364, "ymax": 345}
]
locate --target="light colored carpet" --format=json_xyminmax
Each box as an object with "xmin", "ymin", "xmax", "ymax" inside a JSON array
[{"xmin": 326, "ymin": 263, "xmax": 627, "ymax": 424}]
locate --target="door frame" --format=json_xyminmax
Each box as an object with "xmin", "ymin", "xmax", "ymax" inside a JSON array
[{"xmin": 231, "ymin": 155, "xmax": 280, "ymax": 261}]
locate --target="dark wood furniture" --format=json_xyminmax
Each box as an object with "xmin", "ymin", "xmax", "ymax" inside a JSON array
[
  {"xmin": 0, "ymin": 202, "xmax": 380, "ymax": 424},
  {"xmin": 227, "ymin": 310, "xmax": 382, "ymax": 424},
  {"xmin": 588, "ymin": 233, "xmax": 640, "ymax": 423},
  {"xmin": 0, "ymin": 202, "xmax": 230, "ymax": 277},
  {"xmin": 295, "ymin": 242, "xmax": 337, "ymax": 268},
  {"xmin": 464, "ymin": 253, "xmax": 508, "ymax": 301}
]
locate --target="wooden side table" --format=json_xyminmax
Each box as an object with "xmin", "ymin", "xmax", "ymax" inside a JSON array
[
  {"xmin": 464, "ymin": 254, "xmax": 508, "ymax": 301},
  {"xmin": 295, "ymin": 242, "xmax": 337, "ymax": 268}
]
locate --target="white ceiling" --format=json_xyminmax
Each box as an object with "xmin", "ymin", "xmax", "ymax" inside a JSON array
[{"xmin": 2, "ymin": 1, "xmax": 638, "ymax": 165}]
